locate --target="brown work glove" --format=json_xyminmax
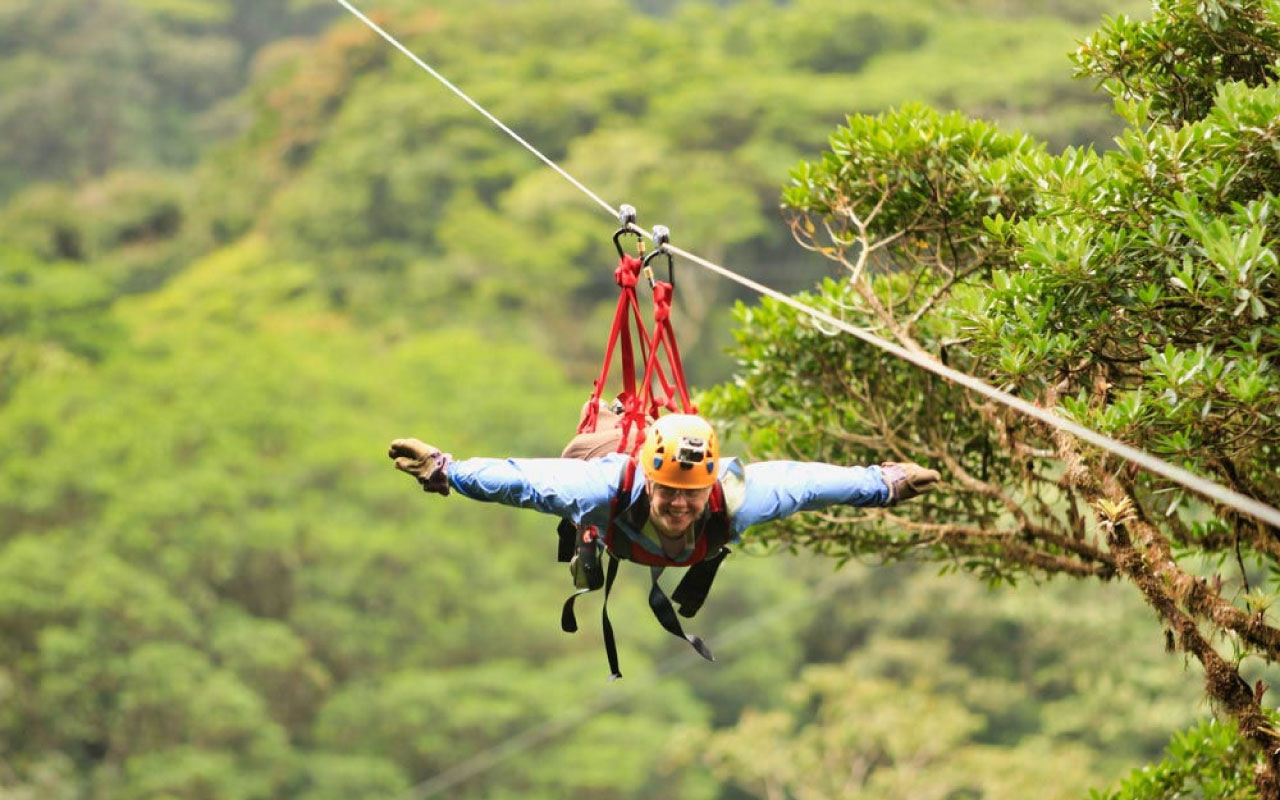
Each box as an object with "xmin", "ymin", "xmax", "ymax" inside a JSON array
[
  {"xmin": 881, "ymin": 462, "xmax": 940, "ymax": 504},
  {"xmin": 388, "ymin": 438, "xmax": 452, "ymax": 496}
]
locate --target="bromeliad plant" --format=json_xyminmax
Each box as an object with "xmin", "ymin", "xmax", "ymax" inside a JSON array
[{"xmin": 706, "ymin": 0, "xmax": 1280, "ymax": 793}]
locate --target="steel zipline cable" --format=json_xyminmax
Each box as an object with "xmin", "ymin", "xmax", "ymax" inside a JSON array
[
  {"xmin": 331, "ymin": 0, "xmax": 619, "ymax": 219},
  {"xmin": 331, "ymin": 1, "xmax": 1280, "ymax": 530},
  {"xmin": 661, "ymin": 243, "xmax": 1280, "ymax": 529}
]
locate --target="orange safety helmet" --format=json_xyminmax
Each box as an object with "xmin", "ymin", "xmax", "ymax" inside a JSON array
[{"xmin": 640, "ymin": 414, "xmax": 720, "ymax": 489}]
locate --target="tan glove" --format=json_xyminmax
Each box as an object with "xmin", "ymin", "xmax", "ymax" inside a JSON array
[
  {"xmin": 881, "ymin": 462, "xmax": 940, "ymax": 504},
  {"xmin": 389, "ymin": 438, "xmax": 452, "ymax": 495}
]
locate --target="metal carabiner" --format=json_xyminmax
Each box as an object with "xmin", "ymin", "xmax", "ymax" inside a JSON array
[
  {"xmin": 642, "ymin": 225, "xmax": 673, "ymax": 288},
  {"xmin": 612, "ymin": 204, "xmax": 641, "ymax": 257}
]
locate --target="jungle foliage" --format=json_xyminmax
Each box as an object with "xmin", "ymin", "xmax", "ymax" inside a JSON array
[
  {"xmin": 0, "ymin": 0, "xmax": 1254, "ymax": 798},
  {"xmin": 0, "ymin": 0, "xmax": 338, "ymax": 201},
  {"xmin": 704, "ymin": 0, "xmax": 1280, "ymax": 795}
]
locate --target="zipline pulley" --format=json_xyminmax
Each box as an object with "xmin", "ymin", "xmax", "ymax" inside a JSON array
[
  {"xmin": 643, "ymin": 224, "xmax": 673, "ymax": 289},
  {"xmin": 613, "ymin": 204, "xmax": 643, "ymax": 258}
]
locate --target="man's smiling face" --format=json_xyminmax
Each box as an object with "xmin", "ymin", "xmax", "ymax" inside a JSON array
[{"xmin": 647, "ymin": 479, "xmax": 713, "ymax": 538}]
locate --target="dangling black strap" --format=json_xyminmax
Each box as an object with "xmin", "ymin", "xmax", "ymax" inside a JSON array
[
  {"xmin": 560, "ymin": 523, "xmax": 604, "ymax": 634},
  {"xmin": 566, "ymin": 553, "xmax": 623, "ymax": 679},
  {"xmin": 602, "ymin": 554, "xmax": 623, "ymax": 680},
  {"xmin": 671, "ymin": 546, "xmax": 730, "ymax": 618},
  {"xmin": 560, "ymin": 587, "xmax": 591, "ymax": 633},
  {"xmin": 556, "ymin": 518, "xmax": 575, "ymax": 562},
  {"xmin": 647, "ymin": 566, "xmax": 714, "ymax": 662}
]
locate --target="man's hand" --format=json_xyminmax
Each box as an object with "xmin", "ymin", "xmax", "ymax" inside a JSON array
[
  {"xmin": 389, "ymin": 438, "xmax": 452, "ymax": 496},
  {"xmin": 881, "ymin": 462, "xmax": 940, "ymax": 504}
]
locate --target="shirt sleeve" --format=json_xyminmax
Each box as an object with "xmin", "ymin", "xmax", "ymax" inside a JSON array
[
  {"xmin": 446, "ymin": 453, "xmax": 628, "ymax": 525},
  {"xmin": 730, "ymin": 461, "xmax": 890, "ymax": 535}
]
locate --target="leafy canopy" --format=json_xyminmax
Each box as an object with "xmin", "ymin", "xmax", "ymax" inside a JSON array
[{"xmin": 706, "ymin": 0, "xmax": 1280, "ymax": 793}]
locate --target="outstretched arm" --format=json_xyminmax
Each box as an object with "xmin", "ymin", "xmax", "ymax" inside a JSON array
[
  {"xmin": 730, "ymin": 460, "xmax": 938, "ymax": 534},
  {"xmin": 448, "ymin": 455, "xmax": 625, "ymax": 523},
  {"xmin": 389, "ymin": 438, "xmax": 624, "ymax": 524}
]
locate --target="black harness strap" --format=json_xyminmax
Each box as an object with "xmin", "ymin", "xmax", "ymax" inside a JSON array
[
  {"xmin": 558, "ymin": 462, "xmax": 634, "ymax": 667},
  {"xmin": 602, "ymin": 554, "xmax": 622, "ymax": 680},
  {"xmin": 556, "ymin": 518, "xmax": 576, "ymax": 563},
  {"xmin": 560, "ymin": 589, "xmax": 588, "ymax": 633},
  {"xmin": 647, "ymin": 566, "xmax": 715, "ymax": 661},
  {"xmin": 560, "ymin": 523, "xmax": 604, "ymax": 634},
  {"xmin": 563, "ymin": 533, "xmax": 625, "ymax": 679},
  {"xmin": 671, "ymin": 545, "xmax": 731, "ymax": 618}
]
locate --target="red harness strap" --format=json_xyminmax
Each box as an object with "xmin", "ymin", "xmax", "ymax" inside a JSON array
[
  {"xmin": 580, "ymin": 250, "xmax": 696, "ymax": 454},
  {"xmin": 578, "ymin": 253, "xmax": 649, "ymax": 438},
  {"xmin": 636, "ymin": 279, "xmax": 695, "ymax": 418}
]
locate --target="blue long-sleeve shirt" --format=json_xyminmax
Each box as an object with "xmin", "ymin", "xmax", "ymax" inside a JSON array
[{"xmin": 447, "ymin": 454, "xmax": 890, "ymax": 558}]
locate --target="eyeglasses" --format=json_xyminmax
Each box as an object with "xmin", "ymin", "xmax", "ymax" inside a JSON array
[{"xmin": 651, "ymin": 485, "xmax": 710, "ymax": 501}]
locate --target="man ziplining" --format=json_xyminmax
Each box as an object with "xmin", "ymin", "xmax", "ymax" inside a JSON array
[
  {"xmin": 388, "ymin": 405, "xmax": 940, "ymax": 677},
  {"xmin": 387, "ymin": 215, "xmax": 940, "ymax": 677},
  {"xmin": 389, "ymin": 409, "xmax": 939, "ymax": 563}
]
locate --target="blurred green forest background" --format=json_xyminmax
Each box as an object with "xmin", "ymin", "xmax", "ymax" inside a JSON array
[{"xmin": 0, "ymin": 0, "xmax": 1233, "ymax": 798}]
